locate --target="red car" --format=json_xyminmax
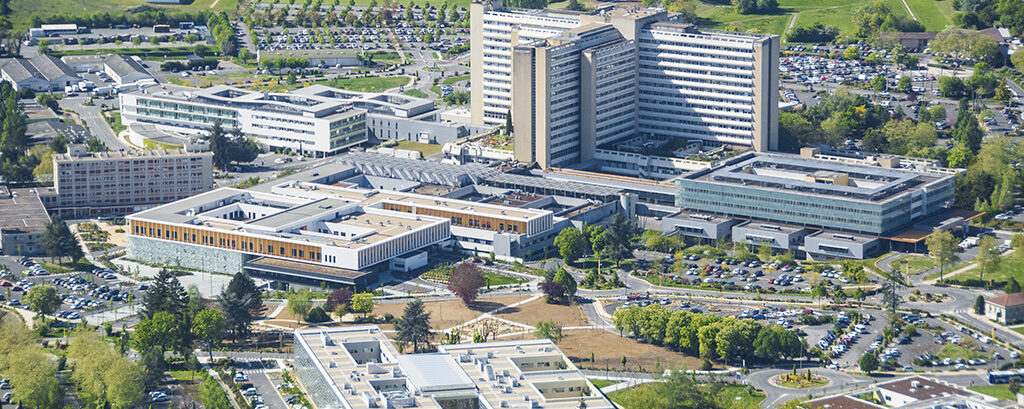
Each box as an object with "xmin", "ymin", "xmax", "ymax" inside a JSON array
[{"xmin": 0, "ymin": 281, "xmax": 10, "ymax": 287}]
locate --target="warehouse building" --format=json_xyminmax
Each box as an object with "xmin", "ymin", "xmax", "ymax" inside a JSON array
[
  {"xmin": 294, "ymin": 326, "xmax": 615, "ymax": 409},
  {"xmin": 0, "ymin": 55, "xmax": 79, "ymax": 92}
]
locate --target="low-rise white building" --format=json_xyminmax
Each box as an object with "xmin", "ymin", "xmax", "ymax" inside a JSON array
[{"xmin": 0, "ymin": 55, "xmax": 79, "ymax": 92}]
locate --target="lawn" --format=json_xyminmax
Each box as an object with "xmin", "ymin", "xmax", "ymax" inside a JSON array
[
  {"xmin": 404, "ymin": 89, "xmax": 428, "ymax": 98},
  {"xmin": 371, "ymin": 295, "xmax": 530, "ymax": 330},
  {"xmin": 1013, "ymin": 326, "xmax": 1024, "ymax": 336},
  {"xmin": 892, "ymin": 255, "xmax": 934, "ymax": 276},
  {"xmin": 590, "ymin": 380, "xmax": 618, "ymax": 389},
  {"xmin": 103, "ymin": 110, "xmax": 126, "ymax": 136},
  {"xmin": 168, "ymin": 370, "xmax": 201, "ymax": 384},
  {"xmin": 949, "ymin": 256, "xmax": 1024, "ymax": 284},
  {"xmin": 394, "ymin": 140, "xmax": 443, "ymax": 157},
  {"xmin": 252, "ymin": 75, "xmax": 410, "ymax": 93},
  {"xmin": 10, "ymin": 0, "xmax": 238, "ymax": 31},
  {"xmin": 442, "ymin": 75, "xmax": 470, "ymax": 86},
  {"xmin": 693, "ymin": 0, "xmax": 949, "ymax": 41},
  {"xmin": 935, "ymin": 344, "xmax": 987, "ymax": 361},
  {"xmin": 609, "ymin": 383, "xmax": 764, "ymax": 409},
  {"xmin": 144, "ymin": 140, "xmax": 184, "ymax": 150},
  {"xmin": 483, "ymin": 272, "xmax": 527, "ymax": 286},
  {"xmin": 969, "ymin": 385, "xmax": 1016, "ymax": 401}
]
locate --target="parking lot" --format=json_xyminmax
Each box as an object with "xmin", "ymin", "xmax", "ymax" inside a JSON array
[
  {"xmin": 0, "ymin": 256, "xmax": 141, "ymax": 325},
  {"xmin": 230, "ymin": 360, "xmax": 301, "ymax": 409},
  {"xmin": 634, "ymin": 254, "xmax": 862, "ymax": 296}
]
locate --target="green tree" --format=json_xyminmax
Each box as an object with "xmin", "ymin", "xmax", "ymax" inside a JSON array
[
  {"xmin": 218, "ymin": 272, "xmax": 264, "ymax": 341},
  {"xmin": 142, "ymin": 269, "xmax": 187, "ymax": 319},
  {"xmin": 843, "ymin": 45, "xmax": 860, "ymax": 60},
  {"xmin": 554, "ymin": 226, "xmax": 587, "ymax": 265},
  {"xmin": 41, "ymin": 216, "xmax": 82, "ymax": 263},
  {"xmin": 134, "ymin": 311, "xmax": 180, "ymax": 353},
  {"xmin": 925, "ymin": 229, "xmax": 959, "ymax": 281},
  {"xmin": 871, "ymin": 75, "xmax": 886, "ymax": 92},
  {"xmin": 287, "ymin": 290, "xmax": 314, "ymax": 322},
  {"xmin": 554, "ymin": 267, "xmax": 577, "ymax": 302},
  {"xmin": 859, "ymin": 352, "xmax": 879, "ymax": 374},
  {"xmin": 199, "ymin": 374, "xmax": 232, "ymax": 409},
  {"xmin": 7, "ymin": 348, "xmax": 63, "ymax": 409},
  {"xmin": 974, "ymin": 294, "xmax": 985, "ymax": 314},
  {"xmin": 352, "ymin": 292, "xmax": 374, "ymax": 316},
  {"xmin": 193, "ymin": 308, "xmax": 227, "ymax": 360},
  {"xmin": 1005, "ymin": 277, "xmax": 1022, "ymax": 293},
  {"xmin": 896, "ymin": 76, "xmax": 912, "ymax": 93},
  {"xmin": 23, "ymin": 284, "xmax": 61, "ymax": 316},
  {"xmin": 811, "ymin": 282, "xmax": 829, "ymax": 307},
  {"xmin": 534, "ymin": 319, "xmax": 563, "ymax": 342},
  {"xmin": 952, "ymin": 99, "xmax": 983, "ymax": 153},
  {"xmin": 976, "ymin": 235, "xmax": 1001, "ymax": 282},
  {"xmin": 939, "ymin": 76, "xmax": 967, "ymax": 98},
  {"xmin": 395, "ymin": 299, "xmax": 432, "ymax": 352},
  {"xmin": 881, "ymin": 271, "xmax": 905, "ymax": 313}
]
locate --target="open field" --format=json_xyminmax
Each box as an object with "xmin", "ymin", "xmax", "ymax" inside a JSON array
[
  {"xmin": 404, "ymin": 89, "xmax": 428, "ymax": 98},
  {"xmin": 969, "ymin": 385, "xmax": 1016, "ymax": 401},
  {"xmin": 935, "ymin": 344, "xmax": 988, "ymax": 361},
  {"xmin": 950, "ymin": 257, "xmax": 1024, "ymax": 283},
  {"xmin": 494, "ymin": 298, "xmax": 591, "ymax": 327},
  {"xmin": 589, "ymin": 380, "xmax": 618, "ymax": 389},
  {"xmin": 1013, "ymin": 326, "xmax": 1024, "ymax": 336},
  {"xmin": 508, "ymin": 329, "xmax": 718, "ymax": 372},
  {"xmin": 694, "ymin": 0, "xmax": 948, "ymax": 41},
  {"xmin": 10, "ymin": 0, "xmax": 239, "ymax": 31},
  {"xmin": 893, "ymin": 255, "xmax": 934, "ymax": 276}
]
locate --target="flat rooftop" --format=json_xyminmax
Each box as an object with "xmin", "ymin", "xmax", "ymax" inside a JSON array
[
  {"xmin": 667, "ymin": 210, "xmax": 733, "ymax": 225},
  {"xmin": 294, "ymin": 326, "xmax": 614, "ymax": 409},
  {"xmin": 734, "ymin": 221, "xmax": 807, "ymax": 234},
  {"xmin": 0, "ymin": 188, "xmax": 50, "ymax": 234},
  {"xmin": 53, "ymin": 147, "xmax": 206, "ymax": 162},
  {"xmin": 685, "ymin": 153, "xmax": 951, "ymax": 203},
  {"xmin": 806, "ymin": 230, "xmax": 877, "ymax": 244}
]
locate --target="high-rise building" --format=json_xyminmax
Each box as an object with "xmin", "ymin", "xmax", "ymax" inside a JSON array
[{"xmin": 470, "ymin": 1, "xmax": 779, "ymax": 168}]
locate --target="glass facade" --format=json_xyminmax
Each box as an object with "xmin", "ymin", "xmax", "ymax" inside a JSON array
[
  {"xmin": 294, "ymin": 333, "xmax": 346, "ymax": 409},
  {"xmin": 675, "ymin": 177, "xmax": 954, "ymax": 235}
]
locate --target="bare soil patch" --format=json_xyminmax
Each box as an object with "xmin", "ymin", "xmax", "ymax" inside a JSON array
[
  {"xmin": 506, "ymin": 329, "xmax": 718, "ymax": 372},
  {"xmin": 494, "ymin": 298, "xmax": 590, "ymax": 327},
  {"xmin": 372, "ymin": 296, "xmax": 530, "ymax": 330}
]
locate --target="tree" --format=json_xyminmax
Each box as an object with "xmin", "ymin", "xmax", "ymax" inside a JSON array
[
  {"xmin": 448, "ymin": 262, "xmax": 486, "ymax": 304},
  {"xmin": 843, "ymin": 45, "xmax": 860, "ymax": 60},
  {"xmin": 199, "ymin": 374, "xmax": 232, "ymax": 409},
  {"xmin": 352, "ymin": 292, "xmax": 374, "ymax": 316},
  {"xmin": 854, "ymin": 287, "xmax": 867, "ymax": 306},
  {"xmin": 7, "ymin": 348, "xmax": 63, "ymax": 409},
  {"xmin": 324, "ymin": 288, "xmax": 353, "ymax": 312},
  {"xmin": 605, "ymin": 212, "xmax": 637, "ymax": 264},
  {"xmin": 974, "ymin": 294, "xmax": 985, "ymax": 314},
  {"xmin": 1006, "ymin": 277, "xmax": 1022, "ymax": 293},
  {"xmin": 859, "ymin": 352, "xmax": 879, "ymax": 374},
  {"xmin": 193, "ymin": 308, "xmax": 227, "ymax": 360},
  {"xmin": 24, "ymin": 284, "xmax": 61, "ymax": 316},
  {"xmin": 134, "ymin": 311, "xmax": 180, "ymax": 353},
  {"xmin": 540, "ymin": 279, "xmax": 564, "ymax": 303},
  {"xmin": 218, "ymin": 272, "xmax": 264, "ymax": 341},
  {"xmin": 811, "ymin": 282, "xmax": 829, "ymax": 307},
  {"xmin": 896, "ymin": 76, "xmax": 912, "ymax": 93},
  {"xmin": 871, "ymin": 75, "xmax": 886, "ymax": 92},
  {"xmin": 939, "ymin": 76, "xmax": 967, "ymax": 99},
  {"xmin": 925, "ymin": 229, "xmax": 959, "ymax": 281},
  {"xmin": 534, "ymin": 319, "xmax": 563, "ymax": 342},
  {"xmin": 565, "ymin": 0, "xmax": 584, "ymax": 11},
  {"xmin": 881, "ymin": 272, "xmax": 904, "ymax": 313},
  {"xmin": 976, "ymin": 235, "xmax": 1001, "ymax": 282},
  {"xmin": 142, "ymin": 269, "xmax": 187, "ymax": 319},
  {"xmin": 395, "ymin": 300, "xmax": 432, "ymax": 352},
  {"xmin": 41, "ymin": 216, "xmax": 82, "ymax": 263},
  {"xmin": 287, "ymin": 290, "xmax": 314, "ymax": 322},
  {"xmin": 554, "ymin": 227, "xmax": 586, "ymax": 265},
  {"xmin": 554, "ymin": 267, "xmax": 577, "ymax": 302}
]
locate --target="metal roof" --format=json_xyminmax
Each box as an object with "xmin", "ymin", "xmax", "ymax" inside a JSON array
[
  {"xmin": 103, "ymin": 54, "xmax": 151, "ymax": 79},
  {"xmin": 483, "ymin": 172, "xmax": 622, "ymax": 197},
  {"xmin": 395, "ymin": 353, "xmax": 475, "ymax": 392}
]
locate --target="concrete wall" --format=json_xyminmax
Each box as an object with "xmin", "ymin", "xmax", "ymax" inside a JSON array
[
  {"xmin": 0, "ymin": 231, "xmax": 46, "ymax": 256},
  {"xmin": 804, "ymin": 233, "xmax": 880, "ymax": 260},
  {"xmin": 366, "ymin": 113, "xmax": 467, "ymax": 145}
]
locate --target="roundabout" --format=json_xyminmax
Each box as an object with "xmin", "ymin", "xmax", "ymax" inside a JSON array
[{"xmin": 770, "ymin": 370, "xmax": 832, "ymax": 389}]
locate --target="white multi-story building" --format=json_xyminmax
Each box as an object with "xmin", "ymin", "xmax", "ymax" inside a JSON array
[
  {"xmin": 471, "ymin": 1, "xmax": 779, "ymax": 168},
  {"xmin": 120, "ymin": 84, "xmax": 369, "ymax": 157}
]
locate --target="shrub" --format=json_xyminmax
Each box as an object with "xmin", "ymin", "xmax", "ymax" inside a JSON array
[{"xmin": 304, "ymin": 307, "xmax": 331, "ymax": 323}]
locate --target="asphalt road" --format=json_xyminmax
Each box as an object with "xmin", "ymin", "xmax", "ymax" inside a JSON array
[{"xmin": 57, "ymin": 96, "xmax": 129, "ymax": 151}]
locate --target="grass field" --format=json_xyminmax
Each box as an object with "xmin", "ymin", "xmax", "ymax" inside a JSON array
[
  {"xmin": 404, "ymin": 89, "xmax": 428, "ymax": 98},
  {"xmin": 168, "ymin": 370, "xmax": 201, "ymax": 383},
  {"xmin": 969, "ymin": 385, "xmax": 1016, "ymax": 401},
  {"xmin": 936, "ymin": 344, "xmax": 987, "ymax": 361},
  {"xmin": 1013, "ymin": 326, "xmax": 1024, "ymax": 336},
  {"xmin": 589, "ymin": 380, "xmax": 618, "ymax": 389},
  {"xmin": 483, "ymin": 272, "xmax": 527, "ymax": 286},
  {"xmin": 442, "ymin": 75, "xmax": 471, "ymax": 86},
  {"xmin": 892, "ymin": 255, "xmax": 934, "ymax": 276},
  {"xmin": 50, "ymin": 45, "xmax": 221, "ymax": 57},
  {"xmin": 10, "ymin": 0, "xmax": 239, "ymax": 32},
  {"xmin": 394, "ymin": 140, "xmax": 443, "ymax": 157},
  {"xmin": 104, "ymin": 110, "xmax": 126, "ymax": 136},
  {"xmin": 694, "ymin": 0, "xmax": 948, "ymax": 41},
  {"xmin": 950, "ymin": 256, "xmax": 1024, "ymax": 283},
  {"xmin": 609, "ymin": 384, "xmax": 764, "ymax": 409}
]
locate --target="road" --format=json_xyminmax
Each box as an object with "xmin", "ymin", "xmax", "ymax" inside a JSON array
[{"xmin": 57, "ymin": 96, "xmax": 129, "ymax": 151}]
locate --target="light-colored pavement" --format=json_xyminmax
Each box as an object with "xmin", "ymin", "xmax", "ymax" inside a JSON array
[{"xmin": 58, "ymin": 96, "xmax": 129, "ymax": 151}]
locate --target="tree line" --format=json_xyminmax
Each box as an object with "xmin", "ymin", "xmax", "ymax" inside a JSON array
[
  {"xmin": 29, "ymin": 7, "xmax": 214, "ymax": 31},
  {"xmin": 613, "ymin": 304, "xmax": 805, "ymax": 368},
  {"xmin": 0, "ymin": 80, "xmax": 35, "ymax": 184}
]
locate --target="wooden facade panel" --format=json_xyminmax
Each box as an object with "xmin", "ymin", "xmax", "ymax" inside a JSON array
[
  {"xmin": 129, "ymin": 219, "xmax": 322, "ymax": 262},
  {"xmin": 381, "ymin": 203, "xmax": 526, "ymax": 234}
]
